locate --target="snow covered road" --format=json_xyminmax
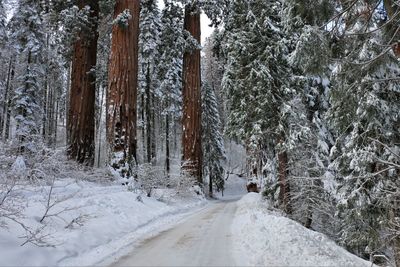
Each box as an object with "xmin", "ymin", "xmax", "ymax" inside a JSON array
[
  {"xmin": 113, "ymin": 199, "xmax": 239, "ymax": 267},
  {"xmin": 112, "ymin": 193, "xmax": 374, "ymax": 267}
]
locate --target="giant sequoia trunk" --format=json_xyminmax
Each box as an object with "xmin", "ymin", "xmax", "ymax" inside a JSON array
[
  {"xmin": 107, "ymin": 0, "xmax": 140, "ymax": 174},
  {"xmin": 182, "ymin": 5, "xmax": 202, "ymax": 183},
  {"xmin": 67, "ymin": 0, "xmax": 99, "ymax": 165}
]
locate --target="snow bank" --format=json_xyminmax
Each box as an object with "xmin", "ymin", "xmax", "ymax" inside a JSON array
[
  {"xmin": 0, "ymin": 179, "xmax": 206, "ymax": 266},
  {"xmin": 232, "ymin": 193, "xmax": 373, "ymax": 266}
]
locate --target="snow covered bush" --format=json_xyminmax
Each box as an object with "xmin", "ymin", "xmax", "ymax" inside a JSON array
[
  {"xmin": 0, "ymin": 177, "xmax": 24, "ymax": 229},
  {"xmin": 135, "ymin": 163, "xmax": 169, "ymax": 197},
  {"xmin": 174, "ymin": 169, "xmax": 204, "ymax": 198},
  {"xmin": 0, "ymin": 144, "xmax": 115, "ymax": 247},
  {"xmin": 113, "ymin": 9, "xmax": 132, "ymax": 28}
]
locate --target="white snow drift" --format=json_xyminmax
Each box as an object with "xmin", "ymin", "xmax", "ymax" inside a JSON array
[{"xmin": 232, "ymin": 193, "xmax": 373, "ymax": 266}]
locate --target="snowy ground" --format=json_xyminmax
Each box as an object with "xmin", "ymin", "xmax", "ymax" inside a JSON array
[
  {"xmin": 0, "ymin": 142, "xmax": 248, "ymax": 267},
  {"xmin": 0, "ymin": 144, "xmax": 372, "ymax": 267},
  {"xmin": 0, "ymin": 178, "xmax": 207, "ymax": 266},
  {"xmin": 232, "ymin": 193, "xmax": 374, "ymax": 266}
]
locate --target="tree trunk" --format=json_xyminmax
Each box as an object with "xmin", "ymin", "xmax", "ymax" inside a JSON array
[
  {"xmin": 47, "ymin": 81, "xmax": 53, "ymax": 146},
  {"xmin": 278, "ymin": 148, "xmax": 291, "ymax": 214},
  {"xmin": 209, "ymin": 173, "xmax": 213, "ymax": 197},
  {"xmin": 96, "ymin": 83, "xmax": 106, "ymax": 167},
  {"xmin": 67, "ymin": 0, "xmax": 99, "ymax": 165},
  {"xmin": 141, "ymin": 92, "xmax": 146, "ymax": 162},
  {"xmin": 18, "ymin": 51, "xmax": 33, "ymax": 152},
  {"xmin": 0, "ymin": 58, "xmax": 13, "ymax": 139},
  {"xmin": 165, "ymin": 112, "xmax": 170, "ymax": 173},
  {"xmin": 151, "ymin": 92, "xmax": 156, "ymax": 162},
  {"xmin": 182, "ymin": 4, "xmax": 202, "ymax": 183},
  {"xmin": 174, "ymin": 119, "xmax": 178, "ymax": 155},
  {"xmin": 107, "ymin": 0, "xmax": 140, "ymax": 174},
  {"xmin": 145, "ymin": 63, "xmax": 152, "ymax": 163},
  {"xmin": 54, "ymin": 100, "xmax": 58, "ymax": 148},
  {"xmin": 4, "ymin": 66, "xmax": 14, "ymax": 141},
  {"xmin": 65, "ymin": 63, "xmax": 71, "ymax": 144},
  {"xmin": 304, "ymin": 209, "xmax": 313, "ymax": 229},
  {"xmin": 42, "ymin": 34, "xmax": 49, "ymax": 141}
]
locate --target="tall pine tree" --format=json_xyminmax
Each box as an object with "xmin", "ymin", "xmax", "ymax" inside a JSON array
[
  {"xmin": 327, "ymin": 0, "xmax": 400, "ymax": 261},
  {"xmin": 9, "ymin": 0, "xmax": 46, "ymax": 152},
  {"xmin": 139, "ymin": 0, "xmax": 161, "ymax": 164},
  {"xmin": 223, "ymin": 0, "xmax": 292, "ymax": 211},
  {"xmin": 202, "ymin": 81, "xmax": 225, "ymax": 196},
  {"xmin": 158, "ymin": 0, "xmax": 184, "ymax": 173}
]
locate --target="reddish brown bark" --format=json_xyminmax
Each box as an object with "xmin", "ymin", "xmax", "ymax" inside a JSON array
[
  {"xmin": 107, "ymin": 0, "xmax": 140, "ymax": 170},
  {"xmin": 67, "ymin": 0, "xmax": 99, "ymax": 165},
  {"xmin": 182, "ymin": 5, "xmax": 202, "ymax": 183}
]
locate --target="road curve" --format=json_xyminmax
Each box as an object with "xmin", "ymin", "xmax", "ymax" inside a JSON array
[{"xmin": 113, "ymin": 200, "xmax": 238, "ymax": 267}]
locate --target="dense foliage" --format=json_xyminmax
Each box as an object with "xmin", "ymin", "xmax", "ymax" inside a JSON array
[{"xmin": 0, "ymin": 0, "xmax": 399, "ymax": 264}]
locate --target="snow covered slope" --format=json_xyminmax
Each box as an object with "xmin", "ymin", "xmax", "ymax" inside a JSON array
[
  {"xmin": 0, "ymin": 179, "xmax": 206, "ymax": 266},
  {"xmin": 232, "ymin": 193, "xmax": 373, "ymax": 266}
]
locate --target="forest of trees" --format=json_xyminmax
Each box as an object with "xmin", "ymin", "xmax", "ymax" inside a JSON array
[{"xmin": 0, "ymin": 0, "xmax": 399, "ymax": 265}]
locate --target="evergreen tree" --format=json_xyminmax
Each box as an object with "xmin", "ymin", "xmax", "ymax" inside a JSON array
[
  {"xmin": 203, "ymin": 30, "xmax": 225, "ymax": 131},
  {"xmin": 158, "ymin": 0, "xmax": 184, "ymax": 173},
  {"xmin": 39, "ymin": 0, "xmax": 65, "ymax": 146},
  {"xmin": 202, "ymin": 81, "xmax": 225, "ymax": 196},
  {"xmin": 222, "ymin": 0, "xmax": 292, "ymax": 210},
  {"xmin": 139, "ymin": 0, "xmax": 161, "ymax": 164},
  {"xmin": 95, "ymin": 0, "xmax": 115, "ymax": 167},
  {"xmin": 279, "ymin": 0, "xmax": 337, "ymax": 234},
  {"xmin": 0, "ymin": 0, "xmax": 6, "ymax": 51},
  {"xmin": 9, "ymin": 0, "xmax": 46, "ymax": 151},
  {"xmin": 0, "ymin": 0, "xmax": 8, "ymax": 136},
  {"xmin": 327, "ymin": 1, "xmax": 400, "ymax": 261}
]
